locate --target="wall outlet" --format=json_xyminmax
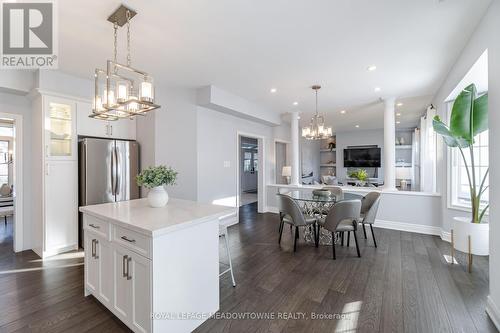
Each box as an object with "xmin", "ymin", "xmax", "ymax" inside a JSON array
[{"xmin": 223, "ymin": 161, "xmax": 231, "ymax": 168}]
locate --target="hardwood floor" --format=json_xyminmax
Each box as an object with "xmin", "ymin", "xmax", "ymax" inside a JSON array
[{"xmin": 0, "ymin": 206, "xmax": 497, "ymax": 332}]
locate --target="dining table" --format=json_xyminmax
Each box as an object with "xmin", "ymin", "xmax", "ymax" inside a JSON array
[{"xmin": 282, "ymin": 191, "xmax": 365, "ymax": 245}]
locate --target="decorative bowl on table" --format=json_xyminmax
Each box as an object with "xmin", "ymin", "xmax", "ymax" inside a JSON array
[{"xmin": 312, "ymin": 189, "xmax": 331, "ymax": 197}]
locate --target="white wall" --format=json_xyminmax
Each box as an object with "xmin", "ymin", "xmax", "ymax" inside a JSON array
[
  {"xmin": 430, "ymin": 1, "xmax": 500, "ymax": 328},
  {"xmin": 0, "ymin": 92, "xmax": 33, "ymax": 250},
  {"xmin": 197, "ymin": 106, "xmax": 289, "ymax": 206},
  {"xmin": 336, "ymin": 129, "xmax": 384, "ymax": 183}
]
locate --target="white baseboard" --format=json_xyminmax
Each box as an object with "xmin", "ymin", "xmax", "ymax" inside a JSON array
[
  {"xmin": 375, "ymin": 219, "xmax": 442, "ymax": 237},
  {"xmin": 220, "ymin": 211, "xmax": 239, "ymax": 227},
  {"xmin": 265, "ymin": 206, "xmax": 279, "ymax": 214},
  {"xmin": 43, "ymin": 244, "xmax": 78, "ymax": 258},
  {"xmin": 486, "ymin": 296, "xmax": 500, "ymax": 331},
  {"xmin": 441, "ymin": 230, "xmax": 451, "ymax": 243}
]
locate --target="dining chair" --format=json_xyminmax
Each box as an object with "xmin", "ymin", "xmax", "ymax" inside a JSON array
[
  {"xmin": 322, "ymin": 186, "xmax": 344, "ymax": 200},
  {"xmin": 359, "ymin": 192, "xmax": 381, "ymax": 247},
  {"xmin": 277, "ymin": 194, "xmax": 317, "ymax": 252},
  {"xmin": 318, "ymin": 200, "xmax": 361, "ymax": 259}
]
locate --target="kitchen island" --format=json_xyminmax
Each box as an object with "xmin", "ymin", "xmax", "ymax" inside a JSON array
[{"xmin": 80, "ymin": 198, "xmax": 235, "ymax": 333}]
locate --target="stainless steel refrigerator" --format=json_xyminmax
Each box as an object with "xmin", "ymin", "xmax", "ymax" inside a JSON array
[{"xmin": 78, "ymin": 138, "xmax": 139, "ymax": 247}]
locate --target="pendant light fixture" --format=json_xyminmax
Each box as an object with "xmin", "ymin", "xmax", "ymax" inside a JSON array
[
  {"xmin": 301, "ymin": 85, "xmax": 332, "ymax": 140},
  {"xmin": 91, "ymin": 5, "xmax": 160, "ymax": 121}
]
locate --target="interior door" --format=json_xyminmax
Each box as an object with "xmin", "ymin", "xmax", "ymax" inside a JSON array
[
  {"xmin": 241, "ymin": 148, "xmax": 258, "ymax": 192},
  {"xmin": 84, "ymin": 232, "xmax": 99, "ymax": 294}
]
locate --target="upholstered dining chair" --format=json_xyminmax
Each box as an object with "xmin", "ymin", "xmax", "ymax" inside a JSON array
[
  {"xmin": 359, "ymin": 192, "xmax": 381, "ymax": 247},
  {"xmin": 318, "ymin": 200, "xmax": 361, "ymax": 259},
  {"xmin": 277, "ymin": 194, "xmax": 317, "ymax": 252},
  {"xmin": 322, "ymin": 186, "xmax": 344, "ymax": 200}
]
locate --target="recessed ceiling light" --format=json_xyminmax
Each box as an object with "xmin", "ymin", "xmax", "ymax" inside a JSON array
[
  {"xmin": 367, "ymin": 65, "xmax": 377, "ymax": 71},
  {"xmin": 396, "ymin": 113, "xmax": 401, "ymax": 116},
  {"xmin": 397, "ymin": 102, "xmax": 403, "ymax": 107},
  {"xmin": 374, "ymin": 87, "xmax": 381, "ymax": 92},
  {"xmin": 293, "ymin": 101, "xmax": 298, "ymax": 106},
  {"xmin": 270, "ymin": 88, "xmax": 277, "ymax": 93},
  {"xmin": 340, "ymin": 110, "xmax": 346, "ymax": 114},
  {"xmin": 396, "ymin": 121, "xmax": 401, "ymax": 124},
  {"xmin": 355, "ymin": 125, "xmax": 360, "ymax": 128}
]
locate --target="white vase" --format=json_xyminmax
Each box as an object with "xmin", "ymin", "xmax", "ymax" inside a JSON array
[
  {"xmin": 451, "ymin": 216, "xmax": 489, "ymax": 256},
  {"xmin": 147, "ymin": 186, "xmax": 169, "ymax": 208}
]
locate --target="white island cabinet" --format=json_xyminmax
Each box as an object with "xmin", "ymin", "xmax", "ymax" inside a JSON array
[{"xmin": 80, "ymin": 198, "xmax": 235, "ymax": 333}]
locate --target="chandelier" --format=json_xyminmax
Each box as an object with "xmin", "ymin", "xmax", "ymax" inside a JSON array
[
  {"xmin": 301, "ymin": 85, "xmax": 332, "ymax": 140},
  {"xmin": 91, "ymin": 5, "xmax": 160, "ymax": 121}
]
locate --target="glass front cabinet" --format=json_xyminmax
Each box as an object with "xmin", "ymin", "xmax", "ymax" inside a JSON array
[{"xmin": 44, "ymin": 96, "xmax": 77, "ymax": 160}]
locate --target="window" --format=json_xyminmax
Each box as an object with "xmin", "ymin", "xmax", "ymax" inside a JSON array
[{"xmin": 449, "ymin": 104, "xmax": 489, "ymax": 210}]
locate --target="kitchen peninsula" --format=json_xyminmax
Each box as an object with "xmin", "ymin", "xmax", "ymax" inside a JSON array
[{"xmin": 79, "ymin": 198, "xmax": 235, "ymax": 333}]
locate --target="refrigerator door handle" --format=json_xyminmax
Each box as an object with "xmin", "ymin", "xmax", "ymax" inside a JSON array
[
  {"xmin": 110, "ymin": 145, "xmax": 116, "ymax": 196},
  {"xmin": 114, "ymin": 146, "xmax": 120, "ymax": 195}
]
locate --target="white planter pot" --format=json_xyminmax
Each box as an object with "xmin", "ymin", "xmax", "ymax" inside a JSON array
[
  {"xmin": 147, "ymin": 186, "xmax": 169, "ymax": 208},
  {"xmin": 451, "ymin": 216, "xmax": 489, "ymax": 256}
]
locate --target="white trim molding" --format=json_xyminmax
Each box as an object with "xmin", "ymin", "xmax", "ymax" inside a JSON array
[
  {"xmin": 486, "ymin": 296, "xmax": 500, "ymax": 331},
  {"xmin": 375, "ymin": 219, "xmax": 443, "ymax": 237}
]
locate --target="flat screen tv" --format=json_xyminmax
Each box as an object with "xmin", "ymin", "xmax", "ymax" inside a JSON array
[{"xmin": 344, "ymin": 148, "xmax": 381, "ymax": 168}]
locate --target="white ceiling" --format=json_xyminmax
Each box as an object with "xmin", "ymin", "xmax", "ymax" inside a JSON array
[{"xmin": 58, "ymin": 0, "xmax": 491, "ymax": 130}]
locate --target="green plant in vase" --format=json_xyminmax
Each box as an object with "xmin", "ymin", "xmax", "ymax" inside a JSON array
[
  {"xmin": 348, "ymin": 169, "xmax": 368, "ymax": 186},
  {"xmin": 137, "ymin": 165, "xmax": 178, "ymax": 207}
]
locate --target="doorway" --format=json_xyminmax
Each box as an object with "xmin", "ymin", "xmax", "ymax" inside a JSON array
[
  {"xmin": 0, "ymin": 115, "xmax": 22, "ymax": 253},
  {"xmin": 240, "ymin": 136, "xmax": 258, "ymax": 206},
  {"xmin": 237, "ymin": 133, "xmax": 265, "ymax": 213}
]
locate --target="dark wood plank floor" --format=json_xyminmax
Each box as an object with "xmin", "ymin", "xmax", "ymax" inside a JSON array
[{"xmin": 0, "ymin": 206, "xmax": 497, "ymax": 332}]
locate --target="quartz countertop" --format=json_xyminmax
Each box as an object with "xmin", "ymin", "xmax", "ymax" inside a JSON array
[{"xmin": 79, "ymin": 198, "xmax": 236, "ymax": 237}]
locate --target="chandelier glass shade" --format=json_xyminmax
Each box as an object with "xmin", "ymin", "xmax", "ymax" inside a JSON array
[
  {"xmin": 301, "ymin": 85, "xmax": 332, "ymax": 140},
  {"xmin": 91, "ymin": 6, "xmax": 160, "ymax": 121}
]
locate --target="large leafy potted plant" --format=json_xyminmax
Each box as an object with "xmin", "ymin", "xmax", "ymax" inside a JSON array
[
  {"xmin": 137, "ymin": 165, "xmax": 178, "ymax": 208},
  {"xmin": 433, "ymin": 83, "xmax": 489, "ymax": 255}
]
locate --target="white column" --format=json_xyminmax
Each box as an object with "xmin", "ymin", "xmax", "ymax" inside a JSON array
[
  {"xmin": 383, "ymin": 98, "xmax": 396, "ymax": 190},
  {"xmin": 290, "ymin": 111, "xmax": 300, "ymax": 186}
]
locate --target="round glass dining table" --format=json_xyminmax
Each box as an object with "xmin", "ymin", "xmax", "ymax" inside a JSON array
[{"xmin": 282, "ymin": 191, "xmax": 365, "ymax": 245}]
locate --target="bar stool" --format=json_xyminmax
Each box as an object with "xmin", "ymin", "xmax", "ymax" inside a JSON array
[{"xmin": 219, "ymin": 224, "xmax": 236, "ymax": 287}]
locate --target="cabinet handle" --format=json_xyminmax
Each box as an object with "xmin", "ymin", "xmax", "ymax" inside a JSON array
[
  {"xmin": 121, "ymin": 236, "xmax": 136, "ymax": 243},
  {"xmin": 122, "ymin": 255, "xmax": 128, "ymax": 277},
  {"xmin": 127, "ymin": 257, "xmax": 132, "ymax": 280},
  {"xmin": 89, "ymin": 223, "xmax": 100, "ymax": 229},
  {"xmin": 91, "ymin": 239, "xmax": 96, "ymax": 258},
  {"xmin": 94, "ymin": 240, "xmax": 99, "ymax": 259},
  {"xmin": 110, "ymin": 125, "xmax": 113, "ymax": 136}
]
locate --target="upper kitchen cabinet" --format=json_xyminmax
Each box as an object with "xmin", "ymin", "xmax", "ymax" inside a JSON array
[
  {"xmin": 44, "ymin": 96, "xmax": 77, "ymax": 160},
  {"xmin": 77, "ymin": 101, "xmax": 136, "ymax": 140}
]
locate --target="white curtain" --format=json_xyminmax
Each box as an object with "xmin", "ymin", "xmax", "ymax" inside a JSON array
[{"xmin": 419, "ymin": 106, "xmax": 437, "ymax": 192}]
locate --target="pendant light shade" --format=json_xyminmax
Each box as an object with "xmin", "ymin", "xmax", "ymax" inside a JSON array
[
  {"xmin": 301, "ymin": 85, "xmax": 332, "ymax": 140},
  {"xmin": 91, "ymin": 5, "xmax": 160, "ymax": 121}
]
